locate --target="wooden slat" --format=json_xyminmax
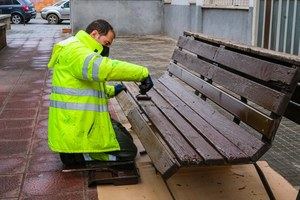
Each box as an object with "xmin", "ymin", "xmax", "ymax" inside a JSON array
[
  {"xmin": 177, "ymin": 36, "xmax": 218, "ymax": 60},
  {"xmin": 116, "ymin": 89, "xmax": 180, "ymax": 178},
  {"xmin": 172, "ymin": 49, "xmax": 289, "ymax": 115},
  {"xmin": 128, "ymin": 109, "xmax": 180, "ymax": 178},
  {"xmin": 178, "ymin": 35, "xmax": 298, "ymax": 86},
  {"xmin": 159, "ymin": 75, "xmax": 269, "ymax": 161},
  {"xmin": 152, "ymin": 82, "xmax": 250, "ymax": 163},
  {"xmin": 184, "ymin": 31, "xmax": 300, "ymax": 66},
  {"xmin": 214, "ymin": 47, "xmax": 298, "ymax": 85},
  {"xmin": 143, "ymin": 106, "xmax": 203, "ymax": 165},
  {"xmin": 168, "ymin": 63, "xmax": 277, "ymax": 139},
  {"xmin": 125, "ymin": 83, "xmax": 203, "ymax": 166},
  {"xmin": 115, "ymin": 89, "xmax": 138, "ymax": 116},
  {"xmin": 147, "ymin": 88, "xmax": 226, "ymax": 164}
]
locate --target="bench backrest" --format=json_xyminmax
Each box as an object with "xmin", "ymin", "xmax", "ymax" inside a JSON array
[{"xmin": 168, "ymin": 31, "xmax": 300, "ymax": 141}]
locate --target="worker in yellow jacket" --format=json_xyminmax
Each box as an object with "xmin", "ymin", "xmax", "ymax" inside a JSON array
[{"xmin": 47, "ymin": 19, "xmax": 153, "ymax": 166}]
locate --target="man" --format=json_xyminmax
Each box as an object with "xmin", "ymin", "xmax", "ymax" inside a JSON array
[{"xmin": 47, "ymin": 19, "xmax": 153, "ymax": 166}]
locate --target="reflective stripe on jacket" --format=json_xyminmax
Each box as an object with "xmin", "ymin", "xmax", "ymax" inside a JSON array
[{"xmin": 47, "ymin": 30, "xmax": 149, "ymax": 153}]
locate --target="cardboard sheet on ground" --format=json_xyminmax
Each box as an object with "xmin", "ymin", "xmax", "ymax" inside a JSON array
[
  {"xmin": 98, "ymin": 161, "xmax": 298, "ymax": 200},
  {"xmin": 103, "ymin": 98, "xmax": 298, "ymax": 200},
  {"xmin": 166, "ymin": 164, "xmax": 268, "ymax": 199},
  {"xmin": 256, "ymin": 161, "xmax": 298, "ymax": 200}
]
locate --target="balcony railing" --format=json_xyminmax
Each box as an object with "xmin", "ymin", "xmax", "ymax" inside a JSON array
[{"xmin": 203, "ymin": 0, "xmax": 249, "ymax": 7}]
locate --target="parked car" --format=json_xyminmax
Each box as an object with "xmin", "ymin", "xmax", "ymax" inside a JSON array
[
  {"xmin": 0, "ymin": 0, "xmax": 36, "ymax": 24},
  {"xmin": 41, "ymin": 0, "xmax": 70, "ymax": 24}
]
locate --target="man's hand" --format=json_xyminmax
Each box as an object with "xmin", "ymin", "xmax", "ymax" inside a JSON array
[
  {"xmin": 139, "ymin": 75, "xmax": 153, "ymax": 95},
  {"xmin": 114, "ymin": 84, "xmax": 127, "ymax": 96}
]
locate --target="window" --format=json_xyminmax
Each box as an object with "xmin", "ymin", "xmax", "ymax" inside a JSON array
[
  {"xmin": 63, "ymin": 1, "xmax": 69, "ymax": 8},
  {"xmin": 0, "ymin": 0, "xmax": 13, "ymax": 5},
  {"xmin": 12, "ymin": 0, "xmax": 20, "ymax": 4},
  {"xmin": 22, "ymin": 0, "xmax": 33, "ymax": 5},
  {"xmin": 53, "ymin": 0, "xmax": 65, "ymax": 6}
]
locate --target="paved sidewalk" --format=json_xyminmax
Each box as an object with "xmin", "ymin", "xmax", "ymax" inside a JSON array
[
  {"xmin": 0, "ymin": 20, "xmax": 98, "ymax": 199},
  {"xmin": 261, "ymin": 119, "xmax": 300, "ymax": 188},
  {"xmin": 0, "ymin": 17, "xmax": 299, "ymax": 199}
]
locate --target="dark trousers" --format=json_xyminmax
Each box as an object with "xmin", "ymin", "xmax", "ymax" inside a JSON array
[{"xmin": 59, "ymin": 119, "xmax": 137, "ymax": 166}]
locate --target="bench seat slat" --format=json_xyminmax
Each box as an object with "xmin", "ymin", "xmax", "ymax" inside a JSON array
[
  {"xmin": 168, "ymin": 63, "xmax": 276, "ymax": 139},
  {"xmin": 147, "ymin": 88, "xmax": 226, "ymax": 164},
  {"xmin": 125, "ymin": 83, "xmax": 203, "ymax": 165},
  {"xmin": 152, "ymin": 82, "xmax": 251, "ymax": 163},
  {"xmin": 172, "ymin": 49, "xmax": 289, "ymax": 115},
  {"xmin": 159, "ymin": 75, "xmax": 269, "ymax": 160},
  {"xmin": 143, "ymin": 105, "xmax": 203, "ymax": 165},
  {"xmin": 127, "ymin": 109, "xmax": 180, "ymax": 179}
]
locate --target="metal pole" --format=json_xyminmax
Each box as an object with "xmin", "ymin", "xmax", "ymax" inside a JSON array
[
  {"xmin": 275, "ymin": 0, "xmax": 282, "ymax": 51},
  {"xmin": 291, "ymin": 0, "xmax": 297, "ymax": 54},
  {"xmin": 283, "ymin": 0, "xmax": 290, "ymax": 53}
]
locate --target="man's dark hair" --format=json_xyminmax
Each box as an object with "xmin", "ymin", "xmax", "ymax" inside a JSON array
[{"xmin": 86, "ymin": 19, "xmax": 115, "ymax": 37}]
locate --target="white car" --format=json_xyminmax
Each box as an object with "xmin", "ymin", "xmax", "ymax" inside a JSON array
[{"xmin": 41, "ymin": 0, "xmax": 70, "ymax": 24}]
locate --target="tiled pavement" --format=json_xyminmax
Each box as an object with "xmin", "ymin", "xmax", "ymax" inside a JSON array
[
  {"xmin": 0, "ymin": 19, "xmax": 98, "ymax": 199},
  {"xmin": 0, "ymin": 16, "xmax": 299, "ymax": 200},
  {"xmin": 261, "ymin": 119, "xmax": 300, "ymax": 188}
]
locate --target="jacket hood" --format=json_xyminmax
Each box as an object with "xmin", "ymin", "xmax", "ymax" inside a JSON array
[
  {"xmin": 48, "ymin": 31, "xmax": 103, "ymax": 69},
  {"xmin": 75, "ymin": 30, "xmax": 103, "ymax": 53}
]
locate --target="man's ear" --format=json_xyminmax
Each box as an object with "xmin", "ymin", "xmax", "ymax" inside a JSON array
[{"xmin": 89, "ymin": 30, "xmax": 98, "ymax": 38}]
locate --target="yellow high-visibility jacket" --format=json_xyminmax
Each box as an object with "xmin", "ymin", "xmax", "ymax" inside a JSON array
[{"xmin": 47, "ymin": 30, "xmax": 148, "ymax": 153}]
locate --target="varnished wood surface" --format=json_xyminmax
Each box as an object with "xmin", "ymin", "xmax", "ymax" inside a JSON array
[{"xmin": 172, "ymin": 49, "xmax": 289, "ymax": 115}]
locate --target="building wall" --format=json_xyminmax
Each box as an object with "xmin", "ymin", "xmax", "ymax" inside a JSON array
[
  {"xmin": 71, "ymin": 0, "xmax": 163, "ymax": 36},
  {"xmin": 163, "ymin": 4, "xmax": 192, "ymax": 39},
  {"xmin": 201, "ymin": 7, "xmax": 253, "ymax": 44},
  {"xmin": 71, "ymin": 0, "xmax": 253, "ymax": 44},
  {"xmin": 163, "ymin": 2, "xmax": 253, "ymax": 44}
]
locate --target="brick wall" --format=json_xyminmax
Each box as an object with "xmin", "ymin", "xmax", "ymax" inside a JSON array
[
  {"xmin": 31, "ymin": 0, "xmax": 59, "ymax": 12},
  {"xmin": 0, "ymin": 24, "xmax": 6, "ymax": 50}
]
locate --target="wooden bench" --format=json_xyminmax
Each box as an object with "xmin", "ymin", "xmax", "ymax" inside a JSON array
[
  {"xmin": 116, "ymin": 31, "xmax": 300, "ymax": 179},
  {"xmin": 0, "ymin": 23, "xmax": 6, "ymax": 50},
  {"xmin": 0, "ymin": 14, "xmax": 11, "ymax": 30}
]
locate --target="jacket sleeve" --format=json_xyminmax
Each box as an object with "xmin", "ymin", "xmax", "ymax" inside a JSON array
[
  {"xmin": 105, "ymin": 84, "xmax": 115, "ymax": 98},
  {"xmin": 69, "ymin": 47, "xmax": 149, "ymax": 82},
  {"xmin": 99, "ymin": 59, "xmax": 149, "ymax": 82}
]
